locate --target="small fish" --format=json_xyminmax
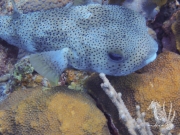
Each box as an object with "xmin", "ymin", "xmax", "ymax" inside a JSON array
[{"xmin": 0, "ymin": 3, "xmax": 158, "ymax": 85}]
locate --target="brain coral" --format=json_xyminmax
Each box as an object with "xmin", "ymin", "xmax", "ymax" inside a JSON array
[
  {"xmin": 85, "ymin": 51, "xmax": 180, "ymax": 135},
  {"xmin": 0, "ymin": 86, "xmax": 109, "ymax": 135}
]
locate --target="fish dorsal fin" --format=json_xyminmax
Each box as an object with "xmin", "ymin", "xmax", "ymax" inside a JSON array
[
  {"xmin": 10, "ymin": 0, "xmax": 21, "ymax": 17},
  {"xmin": 29, "ymin": 48, "xmax": 70, "ymax": 86}
]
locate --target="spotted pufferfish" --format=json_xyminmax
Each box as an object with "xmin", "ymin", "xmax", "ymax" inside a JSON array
[{"xmin": 0, "ymin": 3, "xmax": 158, "ymax": 85}]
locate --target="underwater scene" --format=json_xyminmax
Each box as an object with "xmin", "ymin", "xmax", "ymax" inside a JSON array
[{"xmin": 0, "ymin": 0, "xmax": 179, "ymax": 134}]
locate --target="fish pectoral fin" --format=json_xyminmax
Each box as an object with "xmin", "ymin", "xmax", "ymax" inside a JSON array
[{"xmin": 29, "ymin": 48, "xmax": 70, "ymax": 86}]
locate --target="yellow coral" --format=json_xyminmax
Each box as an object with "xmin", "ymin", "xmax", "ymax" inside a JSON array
[
  {"xmin": 47, "ymin": 92, "xmax": 107, "ymax": 135},
  {"xmin": 0, "ymin": 87, "xmax": 109, "ymax": 135},
  {"xmin": 152, "ymin": 0, "xmax": 167, "ymax": 6}
]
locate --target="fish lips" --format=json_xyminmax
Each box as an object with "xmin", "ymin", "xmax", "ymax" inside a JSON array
[
  {"xmin": 144, "ymin": 45, "xmax": 158, "ymax": 65},
  {"xmin": 144, "ymin": 53, "xmax": 157, "ymax": 65}
]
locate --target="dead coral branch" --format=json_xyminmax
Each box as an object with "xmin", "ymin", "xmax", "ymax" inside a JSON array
[{"xmin": 99, "ymin": 73, "xmax": 153, "ymax": 135}]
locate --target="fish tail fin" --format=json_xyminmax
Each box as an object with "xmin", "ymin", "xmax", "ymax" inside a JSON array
[{"xmin": 29, "ymin": 48, "xmax": 70, "ymax": 86}]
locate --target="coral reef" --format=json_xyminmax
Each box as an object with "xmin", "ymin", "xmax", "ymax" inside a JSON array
[
  {"xmin": 1, "ymin": 55, "xmax": 90, "ymax": 92},
  {"xmin": 12, "ymin": 56, "xmax": 34, "ymax": 83},
  {"xmin": 85, "ymin": 51, "xmax": 180, "ymax": 134},
  {"xmin": 0, "ymin": 41, "xmax": 18, "ymax": 101},
  {"xmin": 66, "ymin": 69, "xmax": 90, "ymax": 91},
  {"xmin": 122, "ymin": 0, "xmax": 168, "ymax": 20},
  {"xmin": 0, "ymin": 43, "xmax": 18, "ymax": 77},
  {"xmin": 14, "ymin": 0, "xmax": 73, "ymax": 13},
  {"xmin": 0, "ymin": 86, "xmax": 109, "ymax": 135},
  {"xmin": 148, "ymin": 0, "xmax": 180, "ymax": 53},
  {"xmin": 0, "ymin": 83, "xmax": 9, "ymax": 102},
  {"xmin": 11, "ymin": 65, "xmax": 90, "ymax": 90},
  {"xmin": 152, "ymin": 0, "xmax": 168, "ymax": 7},
  {"xmin": 0, "ymin": 0, "xmax": 73, "ymax": 14},
  {"xmin": 108, "ymin": 0, "xmax": 124, "ymax": 5},
  {"xmin": 8, "ymin": 56, "xmax": 49, "ymax": 90},
  {"xmin": 0, "ymin": 0, "xmax": 13, "ymax": 15},
  {"xmin": 171, "ymin": 10, "xmax": 180, "ymax": 52},
  {"xmin": 161, "ymin": 10, "xmax": 180, "ymax": 53}
]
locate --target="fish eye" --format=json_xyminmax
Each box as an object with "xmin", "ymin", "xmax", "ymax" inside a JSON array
[{"xmin": 108, "ymin": 53, "xmax": 123, "ymax": 61}]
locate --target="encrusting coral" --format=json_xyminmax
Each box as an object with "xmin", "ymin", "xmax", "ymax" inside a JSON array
[
  {"xmin": 6, "ymin": 56, "xmax": 51, "ymax": 91},
  {"xmin": 0, "ymin": 0, "xmax": 73, "ymax": 15},
  {"xmin": 66, "ymin": 69, "xmax": 90, "ymax": 91},
  {"xmin": 14, "ymin": 0, "xmax": 73, "ymax": 13},
  {"xmin": 0, "ymin": 86, "xmax": 109, "ymax": 135},
  {"xmin": 152, "ymin": 0, "xmax": 168, "ymax": 7},
  {"xmin": 0, "ymin": 43, "xmax": 18, "ymax": 77},
  {"xmin": 122, "ymin": 0, "xmax": 170, "ymax": 20},
  {"xmin": 0, "ymin": 0, "xmax": 13, "ymax": 15},
  {"xmin": 171, "ymin": 10, "xmax": 180, "ymax": 52},
  {"xmin": 161, "ymin": 7, "xmax": 180, "ymax": 52},
  {"xmin": 85, "ymin": 51, "xmax": 180, "ymax": 134},
  {"xmin": 0, "ymin": 42, "xmax": 18, "ymax": 98},
  {"xmin": 147, "ymin": 0, "xmax": 180, "ymax": 53}
]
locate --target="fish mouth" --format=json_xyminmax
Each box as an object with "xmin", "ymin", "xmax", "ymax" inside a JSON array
[
  {"xmin": 144, "ymin": 53, "xmax": 157, "ymax": 65},
  {"xmin": 144, "ymin": 41, "xmax": 158, "ymax": 65}
]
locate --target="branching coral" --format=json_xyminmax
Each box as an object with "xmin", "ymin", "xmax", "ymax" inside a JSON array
[
  {"xmin": 148, "ymin": 101, "xmax": 175, "ymax": 135},
  {"xmin": 99, "ymin": 73, "xmax": 153, "ymax": 135}
]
